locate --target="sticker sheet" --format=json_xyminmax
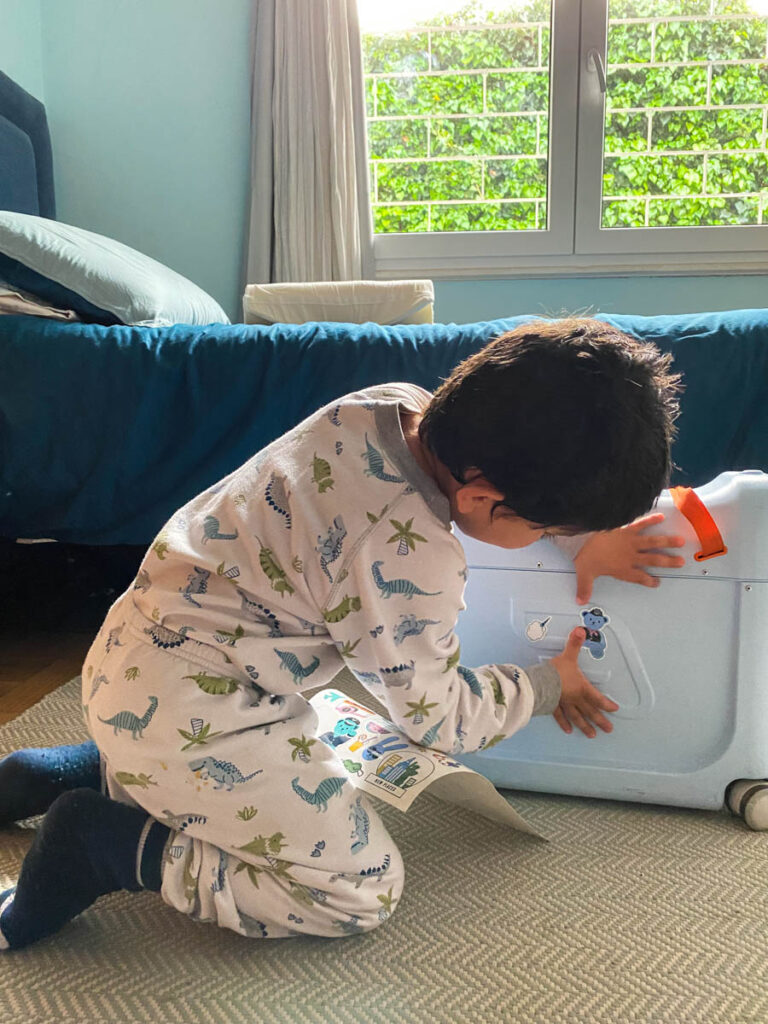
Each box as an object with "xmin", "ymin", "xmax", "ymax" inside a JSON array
[{"xmin": 309, "ymin": 689, "xmax": 545, "ymax": 838}]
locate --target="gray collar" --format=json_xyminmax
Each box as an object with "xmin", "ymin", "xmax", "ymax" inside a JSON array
[{"xmin": 373, "ymin": 398, "xmax": 452, "ymax": 527}]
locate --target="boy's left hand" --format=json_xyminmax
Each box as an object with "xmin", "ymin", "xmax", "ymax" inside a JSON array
[{"xmin": 573, "ymin": 513, "xmax": 686, "ymax": 604}]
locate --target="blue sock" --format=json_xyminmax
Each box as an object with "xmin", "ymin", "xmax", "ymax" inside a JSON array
[
  {"xmin": 0, "ymin": 741, "xmax": 102, "ymax": 826},
  {"xmin": 0, "ymin": 788, "xmax": 170, "ymax": 951}
]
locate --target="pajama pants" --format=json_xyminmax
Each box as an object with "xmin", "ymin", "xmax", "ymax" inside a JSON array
[{"xmin": 82, "ymin": 608, "xmax": 404, "ymax": 939}]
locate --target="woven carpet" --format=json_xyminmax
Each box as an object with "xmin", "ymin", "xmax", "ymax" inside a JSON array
[{"xmin": 1, "ymin": 673, "xmax": 767, "ymax": 1024}]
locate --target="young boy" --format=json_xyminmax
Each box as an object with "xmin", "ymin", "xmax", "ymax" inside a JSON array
[{"xmin": 0, "ymin": 318, "xmax": 684, "ymax": 949}]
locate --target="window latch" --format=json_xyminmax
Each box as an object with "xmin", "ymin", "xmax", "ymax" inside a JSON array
[{"xmin": 586, "ymin": 48, "xmax": 607, "ymax": 93}]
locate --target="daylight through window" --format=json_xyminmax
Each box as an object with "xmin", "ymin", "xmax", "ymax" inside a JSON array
[{"xmin": 357, "ymin": 0, "xmax": 768, "ymax": 273}]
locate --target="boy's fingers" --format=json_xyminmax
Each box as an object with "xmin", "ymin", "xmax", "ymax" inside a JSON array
[
  {"xmin": 586, "ymin": 686, "xmax": 619, "ymax": 715},
  {"xmin": 638, "ymin": 534, "xmax": 685, "ymax": 550},
  {"xmin": 584, "ymin": 683, "xmax": 620, "ymax": 711},
  {"xmin": 598, "ymin": 693, "xmax": 620, "ymax": 712},
  {"xmin": 564, "ymin": 627, "xmax": 587, "ymax": 658},
  {"xmin": 588, "ymin": 710, "xmax": 613, "ymax": 733},
  {"xmin": 557, "ymin": 690, "xmax": 619, "ymax": 737},
  {"xmin": 636, "ymin": 554, "xmax": 685, "ymax": 568},
  {"xmin": 567, "ymin": 707, "xmax": 595, "ymax": 738},
  {"xmin": 553, "ymin": 705, "xmax": 573, "ymax": 734},
  {"xmin": 589, "ymin": 708, "xmax": 618, "ymax": 733},
  {"xmin": 575, "ymin": 562, "xmax": 593, "ymax": 603},
  {"xmin": 626, "ymin": 570, "xmax": 660, "ymax": 587},
  {"xmin": 631, "ymin": 512, "xmax": 666, "ymax": 530}
]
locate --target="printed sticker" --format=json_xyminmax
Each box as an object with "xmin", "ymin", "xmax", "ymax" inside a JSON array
[
  {"xmin": 525, "ymin": 616, "xmax": 552, "ymax": 642},
  {"xmin": 580, "ymin": 607, "xmax": 610, "ymax": 660}
]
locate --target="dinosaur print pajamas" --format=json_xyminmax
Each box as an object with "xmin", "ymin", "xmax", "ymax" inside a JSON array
[{"xmin": 83, "ymin": 383, "xmax": 561, "ymax": 939}]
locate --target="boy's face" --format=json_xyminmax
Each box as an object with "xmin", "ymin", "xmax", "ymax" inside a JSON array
[{"xmin": 450, "ymin": 471, "xmax": 572, "ymax": 549}]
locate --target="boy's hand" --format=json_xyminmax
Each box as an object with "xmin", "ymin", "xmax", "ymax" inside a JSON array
[
  {"xmin": 551, "ymin": 628, "xmax": 620, "ymax": 738},
  {"xmin": 573, "ymin": 512, "xmax": 685, "ymax": 604}
]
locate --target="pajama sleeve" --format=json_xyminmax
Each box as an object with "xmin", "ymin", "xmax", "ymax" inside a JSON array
[{"xmin": 321, "ymin": 523, "xmax": 561, "ymax": 755}]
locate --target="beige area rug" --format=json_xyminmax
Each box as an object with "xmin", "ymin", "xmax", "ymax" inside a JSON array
[{"xmin": 1, "ymin": 673, "xmax": 767, "ymax": 1024}]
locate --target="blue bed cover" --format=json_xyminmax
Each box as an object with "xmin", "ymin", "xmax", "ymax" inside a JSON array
[{"xmin": 1, "ymin": 310, "xmax": 767, "ymax": 544}]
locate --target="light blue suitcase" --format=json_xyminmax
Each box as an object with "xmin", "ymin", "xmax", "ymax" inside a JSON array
[{"xmin": 455, "ymin": 470, "xmax": 768, "ymax": 820}]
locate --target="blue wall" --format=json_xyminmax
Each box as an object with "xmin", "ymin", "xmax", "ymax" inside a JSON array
[
  {"xmin": 3, "ymin": 0, "xmax": 766, "ymax": 321},
  {"xmin": 434, "ymin": 274, "xmax": 768, "ymax": 325},
  {"xmin": 39, "ymin": 0, "xmax": 253, "ymax": 321},
  {"xmin": 1, "ymin": 0, "xmax": 44, "ymax": 100}
]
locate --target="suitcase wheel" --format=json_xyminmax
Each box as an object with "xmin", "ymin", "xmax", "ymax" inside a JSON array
[{"xmin": 725, "ymin": 779, "xmax": 768, "ymax": 831}]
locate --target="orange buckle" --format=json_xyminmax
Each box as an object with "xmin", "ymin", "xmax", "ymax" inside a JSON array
[{"xmin": 669, "ymin": 486, "xmax": 728, "ymax": 562}]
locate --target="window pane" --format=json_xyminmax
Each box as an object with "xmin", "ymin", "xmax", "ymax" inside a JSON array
[
  {"xmin": 601, "ymin": 0, "xmax": 768, "ymax": 229},
  {"xmin": 359, "ymin": 0, "xmax": 552, "ymax": 234}
]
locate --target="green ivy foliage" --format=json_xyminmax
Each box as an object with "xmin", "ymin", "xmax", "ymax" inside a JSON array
[
  {"xmin": 650, "ymin": 109, "xmax": 763, "ymax": 150},
  {"xmin": 605, "ymin": 67, "xmax": 707, "ymax": 109},
  {"xmin": 653, "ymin": 19, "xmax": 765, "ymax": 63},
  {"xmin": 375, "ymin": 74, "xmax": 484, "ymax": 118},
  {"xmin": 485, "ymin": 158, "xmax": 547, "ymax": 198},
  {"xmin": 607, "ymin": 23, "xmax": 653, "ymax": 64},
  {"xmin": 368, "ymin": 120, "xmax": 428, "ymax": 160},
  {"xmin": 605, "ymin": 113, "xmax": 648, "ymax": 152},
  {"xmin": 603, "ymin": 155, "xmax": 704, "ymax": 196},
  {"xmin": 377, "ymin": 159, "xmax": 482, "ymax": 202},
  {"xmin": 363, "ymin": 33, "xmax": 429, "ymax": 75},
  {"xmin": 706, "ymin": 153, "xmax": 768, "ymax": 193},
  {"xmin": 710, "ymin": 63, "xmax": 768, "ymax": 105},
  {"xmin": 373, "ymin": 205, "xmax": 430, "ymax": 233},
  {"xmin": 647, "ymin": 196, "xmax": 759, "ymax": 225},
  {"xmin": 365, "ymin": 3, "xmax": 768, "ymax": 233},
  {"xmin": 487, "ymin": 71, "xmax": 548, "ymax": 112},
  {"xmin": 430, "ymin": 27, "xmax": 540, "ymax": 70},
  {"xmin": 431, "ymin": 201, "xmax": 539, "ymax": 231},
  {"xmin": 431, "ymin": 115, "xmax": 538, "ymax": 156},
  {"xmin": 611, "ymin": 2, "xmax": 708, "ymax": 14},
  {"xmin": 609, "ymin": 1, "xmax": 753, "ymax": 19},
  {"xmin": 602, "ymin": 199, "xmax": 647, "ymax": 228}
]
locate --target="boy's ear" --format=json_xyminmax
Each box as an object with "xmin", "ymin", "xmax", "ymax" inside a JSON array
[{"xmin": 454, "ymin": 473, "xmax": 506, "ymax": 515}]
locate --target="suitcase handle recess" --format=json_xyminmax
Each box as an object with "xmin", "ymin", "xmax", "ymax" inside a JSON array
[{"xmin": 669, "ymin": 486, "xmax": 728, "ymax": 562}]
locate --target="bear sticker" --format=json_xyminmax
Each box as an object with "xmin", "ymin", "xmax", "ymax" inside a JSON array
[{"xmin": 580, "ymin": 607, "xmax": 610, "ymax": 660}]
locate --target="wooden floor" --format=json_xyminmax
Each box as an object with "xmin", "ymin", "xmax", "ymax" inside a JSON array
[
  {"xmin": 0, "ymin": 538, "xmax": 144, "ymax": 725},
  {"xmin": 0, "ymin": 631, "xmax": 93, "ymax": 725}
]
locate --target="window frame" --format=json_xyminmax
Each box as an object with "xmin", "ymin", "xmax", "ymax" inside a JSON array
[
  {"xmin": 576, "ymin": 0, "xmax": 768, "ymax": 258},
  {"xmin": 369, "ymin": 0, "xmax": 768, "ymax": 279},
  {"xmin": 373, "ymin": 0, "xmax": 580, "ymax": 273}
]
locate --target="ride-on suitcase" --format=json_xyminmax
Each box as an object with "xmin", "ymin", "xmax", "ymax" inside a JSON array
[{"xmin": 455, "ymin": 471, "xmax": 768, "ymax": 827}]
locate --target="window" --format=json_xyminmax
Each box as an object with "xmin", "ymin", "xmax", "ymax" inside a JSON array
[{"xmin": 358, "ymin": 0, "xmax": 768, "ymax": 276}]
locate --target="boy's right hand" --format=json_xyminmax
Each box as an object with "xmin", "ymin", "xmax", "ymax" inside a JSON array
[{"xmin": 550, "ymin": 628, "xmax": 620, "ymax": 738}]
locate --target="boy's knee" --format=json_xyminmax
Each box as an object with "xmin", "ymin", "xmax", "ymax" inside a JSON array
[
  {"xmin": 44, "ymin": 787, "xmax": 103, "ymax": 823},
  {"xmin": 319, "ymin": 848, "xmax": 405, "ymax": 934},
  {"xmin": 44, "ymin": 788, "xmax": 143, "ymax": 836},
  {"xmin": 0, "ymin": 750, "xmax": 28, "ymax": 781}
]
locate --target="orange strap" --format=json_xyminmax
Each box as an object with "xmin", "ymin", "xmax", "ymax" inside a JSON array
[{"xmin": 670, "ymin": 486, "xmax": 728, "ymax": 562}]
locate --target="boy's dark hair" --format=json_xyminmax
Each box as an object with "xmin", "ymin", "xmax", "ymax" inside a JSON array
[{"xmin": 419, "ymin": 317, "xmax": 682, "ymax": 532}]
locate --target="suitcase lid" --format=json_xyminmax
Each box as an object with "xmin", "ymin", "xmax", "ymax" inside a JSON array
[{"xmin": 457, "ymin": 470, "xmax": 768, "ymax": 583}]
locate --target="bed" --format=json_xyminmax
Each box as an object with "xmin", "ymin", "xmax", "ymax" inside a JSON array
[{"xmin": 1, "ymin": 71, "xmax": 768, "ymax": 554}]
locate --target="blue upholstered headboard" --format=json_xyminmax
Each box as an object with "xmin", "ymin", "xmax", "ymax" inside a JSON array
[{"xmin": 0, "ymin": 70, "xmax": 55, "ymax": 217}]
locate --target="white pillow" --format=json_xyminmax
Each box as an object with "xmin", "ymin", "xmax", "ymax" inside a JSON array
[{"xmin": 0, "ymin": 212, "xmax": 229, "ymax": 326}]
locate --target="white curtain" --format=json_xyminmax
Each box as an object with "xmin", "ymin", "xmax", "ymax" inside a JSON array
[{"xmin": 246, "ymin": 0, "xmax": 374, "ymax": 284}]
